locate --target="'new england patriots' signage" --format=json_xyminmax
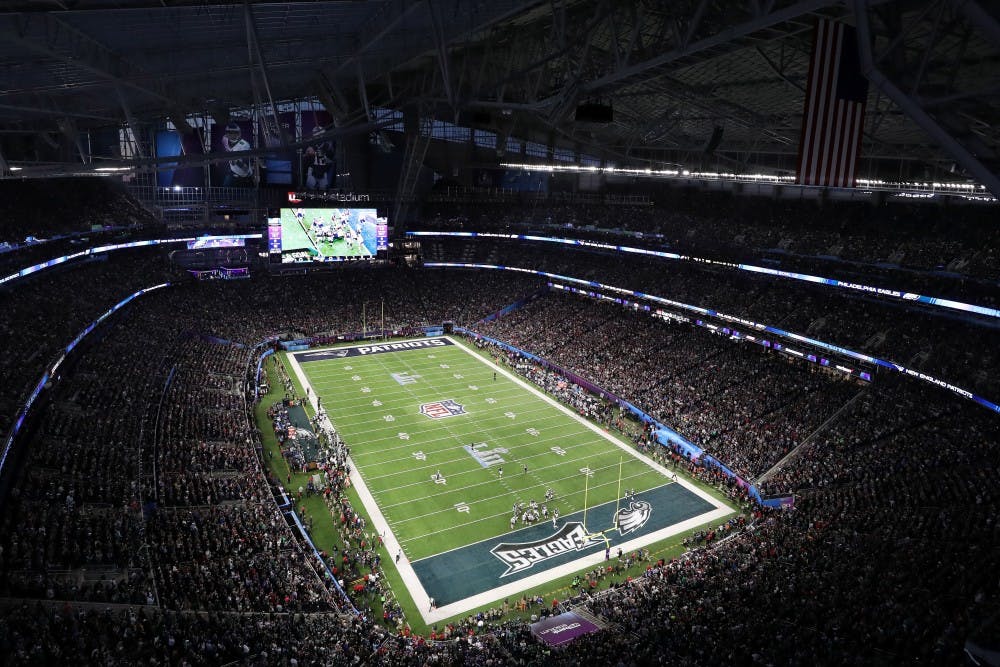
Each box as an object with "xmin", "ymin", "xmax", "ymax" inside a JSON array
[
  {"xmin": 296, "ymin": 338, "xmax": 452, "ymax": 363},
  {"xmin": 420, "ymin": 399, "xmax": 467, "ymax": 420}
]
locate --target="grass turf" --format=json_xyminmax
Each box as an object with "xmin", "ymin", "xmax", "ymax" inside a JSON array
[
  {"xmin": 295, "ymin": 339, "xmax": 671, "ymax": 562},
  {"xmin": 261, "ymin": 337, "xmax": 739, "ymax": 633}
]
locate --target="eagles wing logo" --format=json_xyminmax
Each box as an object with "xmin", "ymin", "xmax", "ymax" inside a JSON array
[{"xmin": 615, "ymin": 500, "xmax": 652, "ymax": 535}]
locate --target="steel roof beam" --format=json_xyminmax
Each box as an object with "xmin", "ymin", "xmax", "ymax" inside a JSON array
[
  {"xmin": 853, "ymin": 0, "xmax": 1000, "ymax": 198},
  {"xmin": 957, "ymin": 0, "xmax": 1000, "ymax": 48},
  {"xmin": 0, "ymin": 13, "xmax": 183, "ymax": 110},
  {"xmin": 330, "ymin": 0, "xmax": 426, "ymax": 79},
  {"xmin": 245, "ymin": 0, "xmax": 287, "ymax": 146},
  {"xmin": 0, "ymin": 101, "xmax": 116, "ymax": 122},
  {"xmin": 115, "ymin": 85, "xmax": 146, "ymax": 159},
  {"xmin": 427, "ymin": 0, "xmax": 456, "ymax": 112},
  {"xmin": 577, "ymin": 0, "xmax": 838, "ymax": 96}
]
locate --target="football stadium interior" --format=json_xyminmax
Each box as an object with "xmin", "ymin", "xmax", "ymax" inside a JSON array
[{"xmin": 0, "ymin": 1, "xmax": 998, "ymax": 664}]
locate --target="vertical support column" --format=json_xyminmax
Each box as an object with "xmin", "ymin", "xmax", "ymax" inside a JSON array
[{"xmin": 116, "ymin": 86, "xmax": 146, "ymax": 159}]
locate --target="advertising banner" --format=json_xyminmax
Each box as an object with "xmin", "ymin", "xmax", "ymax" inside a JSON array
[{"xmin": 530, "ymin": 612, "xmax": 602, "ymax": 647}]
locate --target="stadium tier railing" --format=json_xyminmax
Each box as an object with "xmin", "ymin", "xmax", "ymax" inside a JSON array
[
  {"xmin": 0, "ymin": 234, "xmax": 262, "ymax": 287},
  {"xmin": 426, "ymin": 262, "xmax": 1000, "ymax": 417},
  {"xmin": 408, "ymin": 231, "xmax": 1000, "ymax": 321}
]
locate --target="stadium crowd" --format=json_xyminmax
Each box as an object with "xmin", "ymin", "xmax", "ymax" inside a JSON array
[
  {"xmin": 420, "ymin": 191, "xmax": 1000, "ymax": 281},
  {"xmin": 476, "ymin": 292, "xmax": 864, "ymax": 480},
  {"xmin": 425, "ymin": 236, "xmax": 999, "ymax": 395},
  {"xmin": 0, "ymin": 189, "xmax": 997, "ymax": 664},
  {"xmin": 0, "ymin": 179, "xmax": 153, "ymax": 247}
]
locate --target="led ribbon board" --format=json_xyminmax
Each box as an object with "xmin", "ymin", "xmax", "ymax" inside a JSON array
[
  {"xmin": 425, "ymin": 262, "xmax": 1000, "ymax": 416},
  {"xmin": 1, "ymin": 235, "xmax": 262, "ymax": 287},
  {"xmin": 408, "ymin": 231, "xmax": 1000, "ymax": 320}
]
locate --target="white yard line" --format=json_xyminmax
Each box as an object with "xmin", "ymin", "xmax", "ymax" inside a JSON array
[
  {"xmin": 449, "ymin": 337, "xmax": 730, "ymax": 511},
  {"xmin": 327, "ymin": 402, "xmax": 572, "ymax": 442},
  {"xmin": 286, "ymin": 346, "xmax": 437, "ymax": 618},
  {"xmin": 358, "ymin": 426, "xmax": 607, "ymax": 470},
  {"xmin": 286, "ymin": 336, "xmax": 735, "ymax": 626}
]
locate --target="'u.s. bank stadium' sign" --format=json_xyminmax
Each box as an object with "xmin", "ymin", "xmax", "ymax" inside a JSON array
[{"xmin": 295, "ymin": 337, "xmax": 453, "ymax": 362}]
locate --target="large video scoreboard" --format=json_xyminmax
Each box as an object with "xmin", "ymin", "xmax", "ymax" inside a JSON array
[{"xmin": 267, "ymin": 207, "xmax": 388, "ymax": 264}]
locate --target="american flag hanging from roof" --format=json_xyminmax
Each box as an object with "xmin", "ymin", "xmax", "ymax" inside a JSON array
[{"xmin": 796, "ymin": 19, "xmax": 869, "ymax": 188}]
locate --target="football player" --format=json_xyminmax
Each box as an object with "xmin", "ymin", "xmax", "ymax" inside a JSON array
[{"xmin": 221, "ymin": 122, "xmax": 252, "ymax": 186}]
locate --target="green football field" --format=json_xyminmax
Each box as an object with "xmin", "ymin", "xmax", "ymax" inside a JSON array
[{"xmin": 287, "ymin": 336, "xmax": 733, "ymax": 620}]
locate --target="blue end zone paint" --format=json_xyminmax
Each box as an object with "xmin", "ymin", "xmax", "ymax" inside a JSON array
[
  {"xmin": 411, "ymin": 482, "xmax": 715, "ymax": 605},
  {"xmin": 295, "ymin": 337, "xmax": 453, "ymax": 363}
]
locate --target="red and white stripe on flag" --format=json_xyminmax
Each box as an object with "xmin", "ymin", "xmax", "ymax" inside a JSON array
[{"xmin": 796, "ymin": 19, "xmax": 868, "ymax": 188}]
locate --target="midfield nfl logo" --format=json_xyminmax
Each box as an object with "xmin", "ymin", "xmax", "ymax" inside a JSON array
[{"xmin": 419, "ymin": 399, "xmax": 467, "ymax": 420}]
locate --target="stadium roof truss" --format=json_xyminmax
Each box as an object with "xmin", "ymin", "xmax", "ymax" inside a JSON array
[{"xmin": 0, "ymin": 0, "xmax": 996, "ymax": 193}]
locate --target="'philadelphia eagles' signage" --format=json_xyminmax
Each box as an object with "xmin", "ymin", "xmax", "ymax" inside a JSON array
[
  {"xmin": 491, "ymin": 522, "xmax": 602, "ymax": 577},
  {"xmin": 490, "ymin": 501, "xmax": 653, "ymax": 576},
  {"xmin": 296, "ymin": 338, "xmax": 452, "ymax": 362}
]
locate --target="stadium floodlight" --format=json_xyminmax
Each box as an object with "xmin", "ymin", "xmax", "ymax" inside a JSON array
[{"xmin": 500, "ymin": 161, "xmax": 989, "ymax": 196}]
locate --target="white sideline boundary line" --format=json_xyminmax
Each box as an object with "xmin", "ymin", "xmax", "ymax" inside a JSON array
[{"xmin": 285, "ymin": 336, "xmax": 735, "ymax": 625}]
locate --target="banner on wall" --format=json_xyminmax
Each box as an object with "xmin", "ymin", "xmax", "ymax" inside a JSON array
[
  {"xmin": 155, "ymin": 129, "xmax": 205, "ymax": 187},
  {"xmin": 263, "ymin": 112, "xmax": 296, "ymax": 186},
  {"xmin": 300, "ymin": 110, "xmax": 335, "ymax": 191},
  {"xmin": 502, "ymin": 169, "xmax": 549, "ymax": 193},
  {"xmin": 211, "ymin": 119, "xmax": 255, "ymax": 187}
]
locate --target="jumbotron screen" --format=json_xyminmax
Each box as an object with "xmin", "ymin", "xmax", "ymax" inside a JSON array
[{"xmin": 267, "ymin": 208, "xmax": 388, "ymax": 263}]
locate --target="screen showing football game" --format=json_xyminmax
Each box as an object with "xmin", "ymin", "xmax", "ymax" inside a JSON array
[{"xmin": 268, "ymin": 208, "xmax": 386, "ymax": 263}]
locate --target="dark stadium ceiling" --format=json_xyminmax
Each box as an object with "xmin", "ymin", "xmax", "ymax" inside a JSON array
[{"xmin": 0, "ymin": 0, "xmax": 998, "ymax": 190}]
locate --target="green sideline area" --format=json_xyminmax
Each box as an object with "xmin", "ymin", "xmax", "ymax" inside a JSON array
[{"xmin": 282, "ymin": 336, "xmax": 736, "ymax": 623}]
